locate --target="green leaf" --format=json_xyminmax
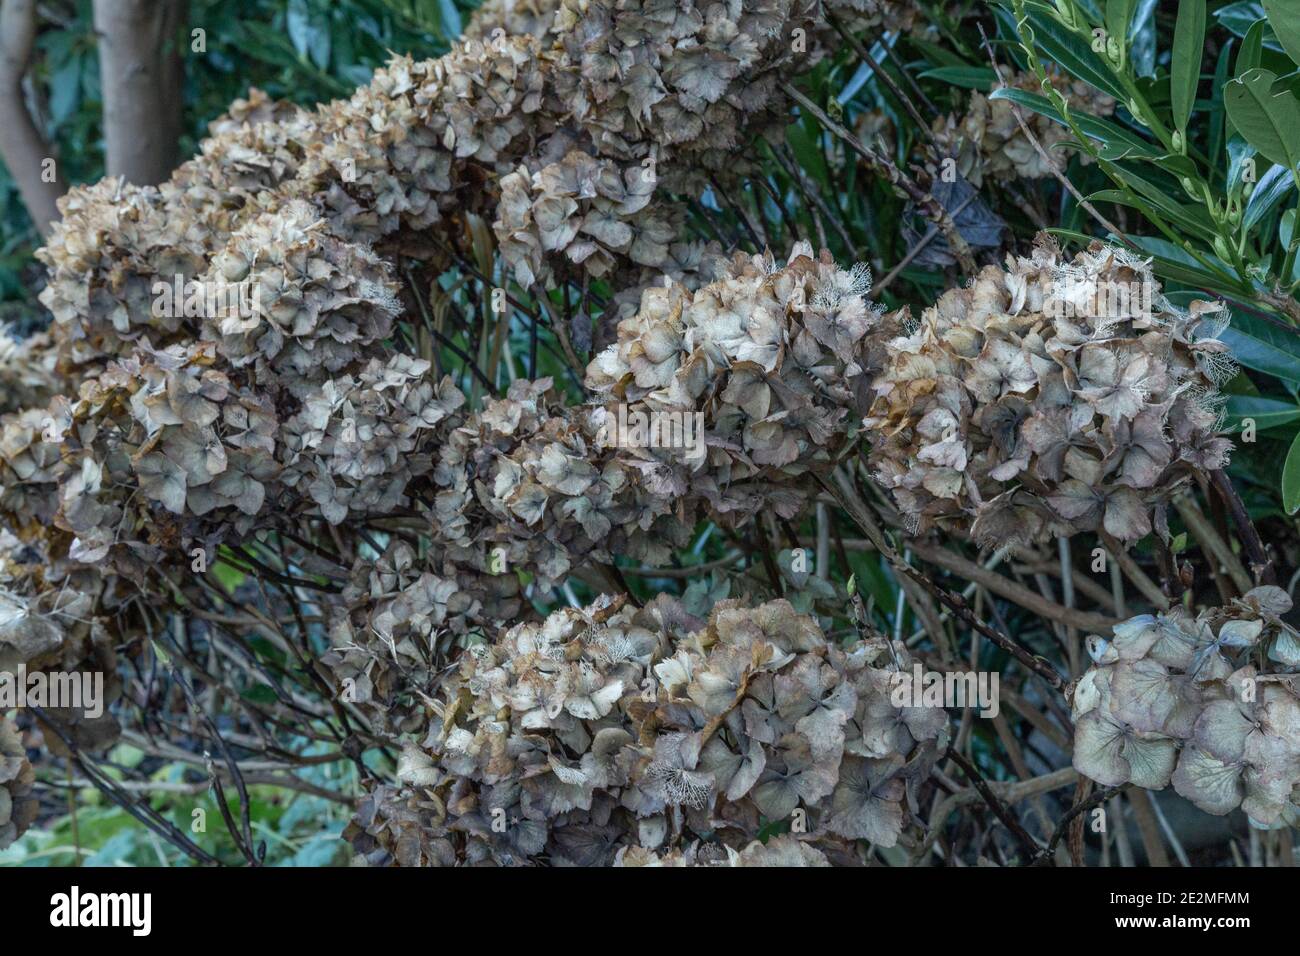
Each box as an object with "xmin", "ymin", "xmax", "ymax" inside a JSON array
[
  {"xmin": 1282, "ymin": 429, "xmax": 1300, "ymax": 513},
  {"xmin": 1218, "ymin": 2, "xmax": 1284, "ymax": 53},
  {"xmin": 1084, "ymin": 188, "xmax": 1213, "ymax": 241},
  {"xmin": 212, "ymin": 558, "xmax": 247, "ymax": 592},
  {"xmin": 1224, "ymin": 395, "xmax": 1300, "ymax": 430},
  {"xmin": 1215, "ymin": 39, "xmax": 1237, "ymax": 151},
  {"xmin": 1218, "ymin": 310, "xmax": 1300, "ymax": 384},
  {"xmin": 151, "ymin": 639, "xmax": 173, "ymax": 668},
  {"xmin": 988, "ymin": 87, "xmax": 1162, "ymax": 158},
  {"xmin": 285, "ymin": 0, "xmax": 332, "ymax": 70},
  {"xmin": 1239, "ymin": 17, "xmax": 1267, "ymax": 74},
  {"xmin": 1262, "ymin": 0, "xmax": 1300, "ymax": 66},
  {"xmin": 241, "ymin": 684, "xmax": 280, "ymax": 707},
  {"xmin": 1223, "ymin": 68, "xmax": 1300, "ymax": 168},
  {"xmin": 910, "ymin": 37, "xmax": 969, "ymax": 68},
  {"xmin": 1101, "ymin": 163, "xmax": 1219, "ymax": 238},
  {"xmin": 918, "ymin": 66, "xmax": 998, "ymax": 90},
  {"xmin": 1130, "ymin": 0, "xmax": 1160, "ymax": 77},
  {"xmin": 1243, "ymin": 162, "xmax": 1294, "ymax": 229},
  {"xmin": 1218, "ymin": 2, "xmax": 1265, "ymax": 37},
  {"xmin": 286, "ymin": 0, "xmax": 311, "ymax": 57},
  {"xmin": 787, "ymin": 119, "xmax": 831, "ymax": 189},
  {"xmin": 438, "ymin": 0, "xmax": 463, "ymax": 38},
  {"xmin": 1171, "ymin": 0, "xmax": 1206, "ymax": 132},
  {"xmin": 1015, "ymin": 2, "xmax": 1130, "ymax": 102},
  {"xmin": 1105, "ymin": 0, "xmax": 1137, "ymax": 54}
]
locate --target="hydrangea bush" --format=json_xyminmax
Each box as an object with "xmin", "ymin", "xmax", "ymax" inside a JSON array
[{"xmin": 0, "ymin": 0, "xmax": 1297, "ymax": 868}]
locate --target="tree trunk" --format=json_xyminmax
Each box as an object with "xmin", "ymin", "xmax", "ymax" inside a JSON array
[
  {"xmin": 93, "ymin": 0, "xmax": 186, "ymax": 186},
  {"xmin": 0, "ymin": 0, "xmax": 66, "ymax": 236}
]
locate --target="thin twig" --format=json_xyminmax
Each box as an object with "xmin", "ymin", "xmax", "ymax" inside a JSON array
[
  {"xmin": 1174, "ymin": 491, "xmax": 1253, "ymax": 594},
  {"xmin": 977, "ymin": 24, "xmax": 1128, "ymax": 243},
  {"xmin": 1032, "ymin": 783, "xmax": 1121, "ymax": 866},
  {"xmin": 818, "ymin": 468, "xmax": 1065, "ymax": 690},
  {"xmin": 909, "ymin": 539, "xmax": 1117, "ymax": 635},
  {"xmin": 781, "ymin": 81, "xmax": 977, "ymax": 273},
  {"xmin": 945, "ymin": 747, "xmax": 1041, "ymax": 859},
  {"xmin": 32, "ymin": 707, "xmax": 222, "ymax": 866}
]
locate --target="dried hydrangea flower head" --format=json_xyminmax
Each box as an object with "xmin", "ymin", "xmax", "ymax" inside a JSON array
[
  {"xmin": 0, "ymin": 715, "xmax": 37, "ymax": 850},
  {"xmin": 1073, "ymin": 589, "xmax": 1300, "ymax": 828},
  {"xmin": 930, "ymin": 69, "xmax": 1116, "ymax": 188},
  {"xmin": 865, "ymin": 235, "xmax": 1234, "ymax": 547},
  {"xmin": 0, "ymin": 580, "xmax": 122, "ymax": 754},
  {"xmin": 32, "ymin": 90, "xmax": 319, "ymax": 378},
  {"xmin": 588, "ymin": 242, "xmax": 901, "ymax": 524},
  {"xmin": 32, "ymin": 0, "xmax": 894, "ymax": 373},
  {"xmin": 427, "ymin": 376, "xmax": 690, "ymax": 583},
  {"xmin": 0, "ymin": 330, "xmax": 58, "ymax": 417},
  {"xmin": 493, "ymin": 152, "xmax": 695, "ymax": 290},
  {"xmin": 321, "ymin": 544, "xmax": 467, "ymax": 738},
  {"xmin": 200, "ymin": 200, "xmax": 402, "ymax": 397},
  {"xmin": 345, "ymin": 594, "xmax": 947, "ymax": 866},
  {"xmin": 462, "ymin": 0, "xmax": 560, "ymax": 40},
  {"xmin": 277, "ymin": 354, "xmax": 466, "ymax": 527}
]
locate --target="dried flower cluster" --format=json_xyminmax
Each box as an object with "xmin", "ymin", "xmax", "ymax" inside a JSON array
[
  {"xmin": 35, "ymin": 0, "xmax": 874, "ymax": 383},
  {"xmin": 462, "ymin": 0, "xmax": 560, "ymax": 41},
  {"xmin": 865, "ymin": 237, "xmax": 1234, "ymax": 546},
  {"xmin": 1073, "ymin": 589, "xmax": 1300, "ymax": 828},
  {"xmin": 0, "ymin": 342, "xmax": 272, "ymax": 562},
  {"xmin": 200, "ymin": 200, "xmax": 402, "ymax": 397},
  {"xmin": 8, "ymin": 0, "xmax": 905, "ymax": 617},
  {"xmin": 930, "ymin": 70, "xmax": 1115, "ymax": 188},
  {"xmin": 0, "ymin": 580, "xmax": 121, "ymax": 755},
  {"xmin": 345, "ymin": 594, "xmax": 946, "ymax": 865},
  {"xmin": 0, "ymin": 715, "xmax": 36, "ymax": 850},
  {"xmin": 319, "ymin": 242, "xmax": 899, "ymax": 734},
  {"xmin": 588, "ymin": 243, "xmax": 899, "ymax": 523},
  {"xmin": 0, "ymin": 330, "xmax": 57, "ymax": 417},
  {"xmin": 279, "ymin": 355, "xmax": 466, "ymax": 526}
]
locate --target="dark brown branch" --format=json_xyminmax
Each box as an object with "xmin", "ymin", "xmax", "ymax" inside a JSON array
[
  {"xmin": 946, "ymin": 746, "xmax": 1040, "ymax": 860},
  {"xmin": 1209, "ymin": 469, "xmax": 1275, "ymax": 585},
  {"xmin": 817, "ymin": 469, "xmax": 1065, "ymax": 691},
  {"xmin": 31, "ymin": 706, "xmax": 222, "ymax": 865},
  {"xmin": 1032, "ymin": 783, "xmax": 1122, "ymax": 866}
]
